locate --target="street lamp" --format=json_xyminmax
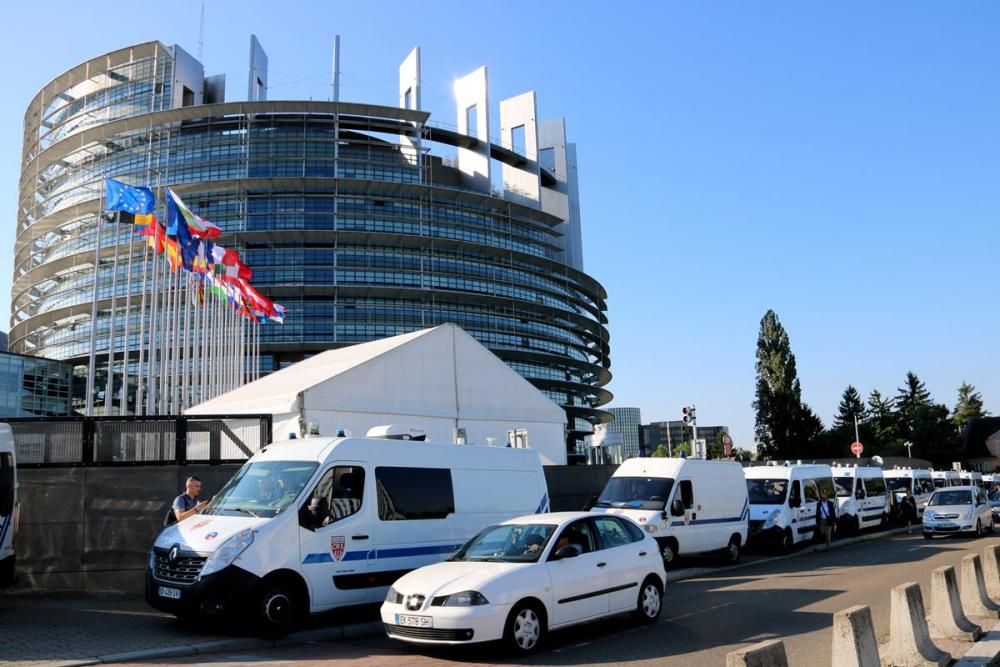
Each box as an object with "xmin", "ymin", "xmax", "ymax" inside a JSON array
[{"xmin": 904, "ymin": 441, "xmax": 913, "ymax": 460}]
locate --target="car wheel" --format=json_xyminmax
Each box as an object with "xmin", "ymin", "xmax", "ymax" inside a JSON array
[
  {"xmin": 853, "ymin": 517, "xmax": 861, "ymax": 536},
  {"xmin": 504, "ymin": 601, "xmax": 545, "ymax": 655},
  {"xmin": 660, "ymin": 539, "xmax": 678, "ymax": 569},
  {"xmin": 724, "ymin": 535, "xmax": 741, "ymax": 564},
  {"xmin": 634, "ymin": 576, "xmax": 662, "ymax": 623},
  {"xmin": 256, "ymin": 583, "xmax": 298, "ymax": 636},
  {"xmin": 779, "ymin": 528, "xmax": 793, "ymax": 554},
  {"xmin": 975, "ymin": 519, "xmax": 983, "ymax": 538}
]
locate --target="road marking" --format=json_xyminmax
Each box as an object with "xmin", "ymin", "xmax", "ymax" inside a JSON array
[{"xmin": 664, "ymin": 601, "xmax": 735, "ymax": 622}]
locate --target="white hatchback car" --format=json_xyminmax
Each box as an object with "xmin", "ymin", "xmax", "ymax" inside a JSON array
[
  {"xmin": 380, "ymin": 511, "xmax": 666, "ymax": 654},
  {"xmin": 923, "ymin": 486, "xmax": 994, "ymax": 538}
]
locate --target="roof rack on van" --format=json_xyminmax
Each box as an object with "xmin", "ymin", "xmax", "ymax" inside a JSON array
[{"xmin": 365, "ymin": 425, "xmax": 427, "ymax": 441}]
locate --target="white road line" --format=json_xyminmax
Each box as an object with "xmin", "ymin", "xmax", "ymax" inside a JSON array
[{"xmin": 664, "ymin": 601, "xmax": 735, "ymax": 622}]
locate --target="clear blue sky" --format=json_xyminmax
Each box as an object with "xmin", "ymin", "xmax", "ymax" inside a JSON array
[{"xmin": 2, "ymin": 1, "xmax": 997, "ymax": 451}]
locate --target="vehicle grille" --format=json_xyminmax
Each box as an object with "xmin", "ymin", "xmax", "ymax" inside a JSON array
[
  {"xmin": 385, "ymin": 625, "xmax": 475, "ymax": 641},
  {"xmin": 934, "ymin": 513, "xmax": 960, "ymax": 520},
  {"xmin": 152, "ymin": 548, "xmax": 206, "ymax": 586},
  {"xmin": 749, "ymin": 520, "xmax": 764, "ymax": 534}
]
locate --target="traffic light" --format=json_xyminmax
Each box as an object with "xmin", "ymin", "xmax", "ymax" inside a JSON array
[{"xmin": 682, "ymin": 405, "xmax": 696, "ymax": 424}]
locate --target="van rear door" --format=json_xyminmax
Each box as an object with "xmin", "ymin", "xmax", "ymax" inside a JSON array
[{"xmin": 298, "ymin": 462, "xmax": 371, "ymax": 610}]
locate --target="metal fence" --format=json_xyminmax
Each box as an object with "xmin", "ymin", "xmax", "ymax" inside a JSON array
[{"xmin": 6, "ymin": 415, "xmax": 272, "ymax": 466}]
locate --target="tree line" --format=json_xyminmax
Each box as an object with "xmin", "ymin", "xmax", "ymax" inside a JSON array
[{"xmin": 753, "ymin": 309, "xmax": 990, "ymax": 466}]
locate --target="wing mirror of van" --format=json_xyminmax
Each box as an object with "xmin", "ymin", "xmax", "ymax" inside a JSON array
[
  {"xmin": 670, "ymin": 498, "xmax": 685, "ymax": 517},
  {"xmin": 300, "ymin": 496, "xmax": 329, "ymax": 530}
]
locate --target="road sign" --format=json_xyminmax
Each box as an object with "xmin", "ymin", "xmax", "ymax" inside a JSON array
[{"xmin": 851, "ymin": 441, "xmax": 864, "ymax": 457}]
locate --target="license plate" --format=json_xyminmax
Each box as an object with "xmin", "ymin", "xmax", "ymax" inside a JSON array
[
  {"xmin": 937, "ymin": 523, "xmax": 956, "ymax": 528},
  {"xmin": 396, "ymin": 614, "xmax": 432, "ymax": 628},
  {"xmin": 157, "ymin": 586, "xmax": 181, "ymax": 600}
]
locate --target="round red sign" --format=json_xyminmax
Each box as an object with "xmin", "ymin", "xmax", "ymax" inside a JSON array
[{"xmin": 851, "ymin": 441, "xmax": 864, "ymax": 456}]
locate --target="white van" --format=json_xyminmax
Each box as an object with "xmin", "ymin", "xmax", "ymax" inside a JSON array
[
  {"xmin": 932, "ymin": 470, "xmax": 961, "ymax": 488},
  {"xmin": 831, "ymin": 465, "xmax": 889, "ymax": 534},
  {"xmin": 146, "ymin": 431, "xmax": 548, "ymax": 631},
  {"xmin": 0, "ymin": 424, "xmax": 16, "ymax": 587},
  {"xmin": 884, "ymin": 468, "xmax": 934, "ymax": 519},
  {"xmin": 745, "ymin": 464, "xmax": 836, "ymax": 552},
  {"xmin": 960, "ymin": 471, "xmax": 984, "ymax": 488},
  {"xmin": 591, "ymin": 458, "xmax": 749, "ymax": 568}
]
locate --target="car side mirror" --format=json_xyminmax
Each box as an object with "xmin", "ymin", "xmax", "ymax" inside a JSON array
[
  {"xmin": 553, "ymin": 545, "xmax": 580, "ymax": 560},
  {"xmin": 670, "ymin": 499, "xmax": 685, "ymax": 517}
]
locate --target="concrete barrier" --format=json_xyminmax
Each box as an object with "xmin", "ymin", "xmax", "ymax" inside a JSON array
[
  {"xmin": 726, "ymin": 639, "xmax": 789, "ymax": 667},
  {"xmin": 832, "ymin": 605, "xmax": 880, "ymax": 667},
  {"xmin": 960, "ymin": 554, "xmax": 1000, "ymax": 620},
  {"xmin": 927, "ymin": 565, "xmax": 983, "ymax": 642},
  {"xmin": 982, "ymin": 545, "xmax": 1000, "ymax": 601},
  {"xmin": 880, "ymin": 582, "xmax": 951, "ymax": 667}
]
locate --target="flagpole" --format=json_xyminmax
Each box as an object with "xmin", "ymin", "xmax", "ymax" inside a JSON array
[
  {"xmin": 104, "ymin": 214, "xmax": 122, "ymax": 415},
  {"xmin": 192, "ymin": 277, "xmax": 202, "ymax": 406},
  {"xmin": 170, "ymin": 261, "xmax": 181, "ymax": 413},
  {"xmin": 143, "ymin": 242, "xmax": 159, "ymax": 415},
  {"xmin": 181, "ymin": 273, "xmax": 192, "ymax": 410},
  {"xmin": 119, "ymin": 217, "xmax": 139, "ymax": 415},
  {"xmin": 85, "ymin": 179, "xmax": 105, "ymax": 417}
]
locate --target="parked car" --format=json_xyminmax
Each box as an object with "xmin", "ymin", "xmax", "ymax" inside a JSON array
[
  {"xmin": 590, "ymin": 457, "xmax": 748, "ymax": 568},
  {"xmin": 831, "ymin": 465, "xmax": 889, "ymax": 534},
  {"xmin": 381, "ymin": 512, "xmax": 665, "ymax": 654},
  {"xmin": 146, "ymin": 428, "xmax": 548, "ymax": 631},
  {"xmin": 745, "ymin": 463, "xmax": 836, "ymax": 552},
  {"xmin": 988, "ymin": 490, "xmax": 1000, "ymax": 525},
  {"xmin": 922, "ymin": 486, "xmax": 993, "ymax": 539}
]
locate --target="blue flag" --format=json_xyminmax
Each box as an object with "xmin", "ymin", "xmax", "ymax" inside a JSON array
[
  {"xmin": 166, "ymin": 194, "xmax": 197, "ymax": 271},
  {"xmin": 105, "ymin": 179, "xmax": 154, "ymax": 214}
]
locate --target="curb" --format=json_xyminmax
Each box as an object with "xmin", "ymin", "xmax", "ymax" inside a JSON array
[
  {"xmin": 956, "ymin": 621, "xmax": 1000, "ymax": 666},
  {"xmin": 43, "ymin": 621, "xmax": 384, "ymax": 666},
  {"xmin": 665, "ymin": 526, "xmax": 909, "ymax": 584}
]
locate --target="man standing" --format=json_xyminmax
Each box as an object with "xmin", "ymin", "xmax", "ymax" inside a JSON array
[
  {"xmin": 167, "ymin": 476, "xmax": 208, "ymax": 525},
  {"xmin": 816, "ymin": 490, "xmax": 836, "ymax": 552}
]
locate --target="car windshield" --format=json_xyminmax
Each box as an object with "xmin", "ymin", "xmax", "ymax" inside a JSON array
[
  {"xmin": 595, "ymin": 476, "xmax": 674, "ymax": 510},
  {"xmin": 886, "ymin": 478, "xmax": 912, "ymax": 493},
  {"xmin": 929, "ymin": 490, "xmax": 972, "ymax": 507},
  {"xmin": 450, "ymin": 523, "xmax": 557, "ymax": 563},
  {"xmin": 204, "ymin": 461, "xmax": 319, "ymax": 518},
  {"xmin": 747, "ymin": 478, "xmax": 788, "ymax": 505},
  {"xmin": 933, "ymin": 478, "xmax": 947, "ymax": 488},
  {"xmin": 833, "ymin": 477, "xmax": 854, "ymax": 498}
]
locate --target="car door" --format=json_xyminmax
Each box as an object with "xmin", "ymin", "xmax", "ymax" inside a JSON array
[
  {"xmin": 594, "ymin": 516, "xmax": 648, "ymax": 612},
  {"xmin": 545, "ymin": 519, "xmax": 609, "ymax": 627},
  {"xmin": 298, "ymin": 463, "xmax": 371, "ymax": 610},
  {"xmin": 798, "ymin": 479, "xmax": 820, "ymax": 542}
]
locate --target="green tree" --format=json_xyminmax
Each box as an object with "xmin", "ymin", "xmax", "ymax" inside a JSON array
[
  {"xmin": 953, "ymin": 382, "xmax": 989, "ymax": 430},
  {"xmin": 895, "ymin": 371, "xmax": 932, "ymax": 438},
  {"xmin": 833, "ymin": 385, "xmax": 867, "ymax": 430},
  {"xmin": 733, "ymin": 448, "xmax": 753, "ymax": 462},
  {"xmin": 651, "ymin": 444, "xmax": 670, "ymax": 458},
  {"xmin": 707, "ymin": 431, "xmax": 728, "ymax": 459},
  {"xmin": 909, "ymin": 403, "xmax": 958, "ymax": 466},
  {"xmin": 867, "ymin": 389, "xmax": 898, "ymax": 446},
  {"xmin": 753, "ymin": 310, "xmax": 805, "ymax": 459},
  {"xmin": 673, "ymin": 441, "xmax": 692, "ymax": 458}
]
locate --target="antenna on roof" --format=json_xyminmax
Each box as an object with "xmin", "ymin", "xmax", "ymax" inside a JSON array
[
  {"xmin": 331, "ymin": 35, "xmax": 341, "ymax": 102},
  {"xmin": 197, "ymin": 0, "xmax": 206, "ymax": 62}
]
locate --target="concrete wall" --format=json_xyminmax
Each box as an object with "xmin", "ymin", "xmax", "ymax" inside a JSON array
[{"xmin": 14, "ymin": 463, "xmax": 617, "ymax": 594}]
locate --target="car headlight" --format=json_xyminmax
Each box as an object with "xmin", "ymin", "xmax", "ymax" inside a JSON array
[
  {"xmin": 385, "ymin": 587, "xmax": 403, "ymax": 604},
  {"xmin": 645, "ymin": 524, "xmax": 658, "ymax": 533},
  {"xmin": 148, "ymin": 550, "xmax": 156, "ymax": 570},
  {"xmin": 763, "ymin": 510, "xmax": 779, "ymax": 528},
  {"xmin": 200, "ymin": 528, "xmax": 254, "ymax": 578},
  {"xmin": 432, "ymin": 590, "xmax": 489, "ymax": 607}
]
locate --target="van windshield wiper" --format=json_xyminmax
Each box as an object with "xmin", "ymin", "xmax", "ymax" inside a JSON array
[{"xmin": 227, "ymin": 507, "xmax": 261, "ymax": 518}]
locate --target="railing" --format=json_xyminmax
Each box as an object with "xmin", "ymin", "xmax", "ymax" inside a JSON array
[{"xmin": 5, "ymin": 414, "xmax": 272, "ymax": 467}]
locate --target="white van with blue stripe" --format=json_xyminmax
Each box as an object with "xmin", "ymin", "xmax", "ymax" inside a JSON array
[
  {"xmin": 146, "ymin": 428, "xmax": 548, "ymax": 631},
  {"xmin": 0, "ymin": 424, "xmax": 17, "ymax": 588},
  {"xmin": 591, "ymin": 458, "xmax": 749, "ymax": 568},
  {"xmin": 745, "ymin": 463, "xmax": 836, "ymax": 553}
]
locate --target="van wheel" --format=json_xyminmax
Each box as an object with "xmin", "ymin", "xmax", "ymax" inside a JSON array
[
  {"xmin": 852, "ymin": 517, "xmax": 861, "ymax": 536},
  {"xmin": 660, "ymin": 539, "xmax": 678, "ymax": 569},
  {"xmin": 724, "ymin": 535, "xmax": 741, "ymax": 564},
  {"xmin": 778, "ymin": 529, "xmax": 793, "ymax": 554},
  {"xmin": 975, "ymin": 519, "xmax": 983, "ymax": 538},
  {"xmin": 633, "ymin": 576, "xmax": 662, "ymax": 623},
  {"xmin": 256, "ymin": 583, "xmax": 298, "ymax": 636},
  {"xmin": 503, "ymin": 601, "xmax": 546, "ymax": 654}
]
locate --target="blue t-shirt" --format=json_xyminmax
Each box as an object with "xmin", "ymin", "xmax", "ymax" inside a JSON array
[{"xmin": 172, "ymin": 494, "xmax": 197, "ymax": 513}]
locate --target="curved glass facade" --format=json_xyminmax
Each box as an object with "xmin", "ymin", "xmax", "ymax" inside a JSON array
[{"xmin": 13, "ymin": 41, "xmax": 612, "ymax": 450}]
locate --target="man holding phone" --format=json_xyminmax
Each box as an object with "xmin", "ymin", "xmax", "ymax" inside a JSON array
[{"xmin": 169, "ymin": 476, "xmax": 209, "ymax": 524}]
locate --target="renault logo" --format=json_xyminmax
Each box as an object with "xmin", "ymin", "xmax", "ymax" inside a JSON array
[
  {"xmin": 405, "ymin": 594, "xmax": 425, "ymax": 611},
  {"xmin": 168, "ymin": 546, "xmax": 180, "ymax": 563}
]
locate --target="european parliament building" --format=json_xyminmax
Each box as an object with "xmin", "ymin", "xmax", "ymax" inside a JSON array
[{"xmin": 12, "ymin": 38, "xmax": 611, "ymax": 451}]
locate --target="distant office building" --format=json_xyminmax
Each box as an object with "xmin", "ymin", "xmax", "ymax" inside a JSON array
[
  {"xmin": 0, "ymin": 332, "xmax": 8, "ymax": 353},
  {"xmin": 607, "ymin": 407, "xmax": 642, "ymax": 458},
  {"xmin": 640, "ymin": 420, "xmax": 730, "ymax": 457},
  {"xmin": 0, "ymin": 351, "xmax": 74, "ymax": 417}
]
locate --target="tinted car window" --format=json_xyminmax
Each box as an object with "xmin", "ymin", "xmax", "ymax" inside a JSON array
[
  {"xmin": 551, "ymin": 519, "xmax": 597, "ymax": 557},
  {"xmin": 864, "ymin": 477, "xmax": 886, "ymax": 497},
  {"xmin": 596, "ymin": 476, "xmax": 674, "ymax": 511},
  {"xmin": 930, "ymin": 490, "xmax": 973, "ymax": 506},
  {"xmin": 815, "ymin": 477, "xmax": 836, "ymax": 500},
  {"xmin": 376, "ymin": 467, "xmax": 454, "ymax": 520},
  {"xmin": 620, "ymin": 518, "xmax": 645, "ymax": 542},
  {"xmin": 834, "ymin": 477, "xmax": 853, "ymax": 498},
  {"xmin": 803, "ymin": 479, "xmax": 820, "ymax": 503},
  {"xmin": 300, "ymin": 465, "xmax": 365, "ymax": 528},
  {"xmin": 594, "ymin": 516, "xmax": 636, "ymax": 549},
  {"xmin": 679, "ymin": 480, "xmax": 694, "ymax": 509},
  {"xmin": 746, "ymin": 478, "xmax": 788, "ymax": 505}
]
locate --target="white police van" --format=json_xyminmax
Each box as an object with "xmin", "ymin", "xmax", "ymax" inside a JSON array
[
  {"xmin": 932, "ymin": 470, "xmax": 961, "ymax": 489},
  {"xmin": 745, "ymin": 463, "xmax": 836, "ymax": 552},
  {"xmin": 884, "ymin": 467, "xmax": 934, "ymax": 519},
  {"xmin": 0, "ymin": 424, "xmax": 16, "ymax": 587},
  {"xmin": 960, "ymin": 471, "xmax": 984, "ymax": 488},
  {"xmin": 832, "ymin": 465, "xmax": 889, "ymax": 534},
  {"xmin": 146, "ymin": 428, "xmax": 548, "ymax": 631},
  {"xmin": 591, "ymin": 458, "xmax": 748, "ymax": 568}
]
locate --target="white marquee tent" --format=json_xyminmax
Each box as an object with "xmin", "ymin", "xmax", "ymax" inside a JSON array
[{"xmin": 186, "ymin": 323, "xmax": 568, "ymax": 464}]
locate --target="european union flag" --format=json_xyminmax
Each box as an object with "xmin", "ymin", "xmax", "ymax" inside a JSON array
[{"xmin": 105, "ymin": 179, "xmax": 155, "ymax": 215}]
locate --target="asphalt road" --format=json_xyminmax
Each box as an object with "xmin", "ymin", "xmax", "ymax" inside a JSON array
[{"xmin": 118, "ymin": 531, "xmax": 1000, "ymax": 667}]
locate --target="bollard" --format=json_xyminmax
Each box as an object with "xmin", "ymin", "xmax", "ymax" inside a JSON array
[
  {"xmin": 927, "ymin": 565, "xmax": 983, "ymax": 642},
  {"xmin": 726, "ymin": 639, "xmax": 789, "ymax": 667},
  {"xmin": 880, "ymin": 582, "xmax": 950, "ymax": 667},
  {"xmin": 959, "ymin": 554, "xmax": 1000, "ymax": 620},
  {"xmin": 982, "ymin": 545, "xmax": 1000, "ymax": 600},
  {"xmin": 832, "ymin": 605, "xmax": 880, "ymax": 667}
]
